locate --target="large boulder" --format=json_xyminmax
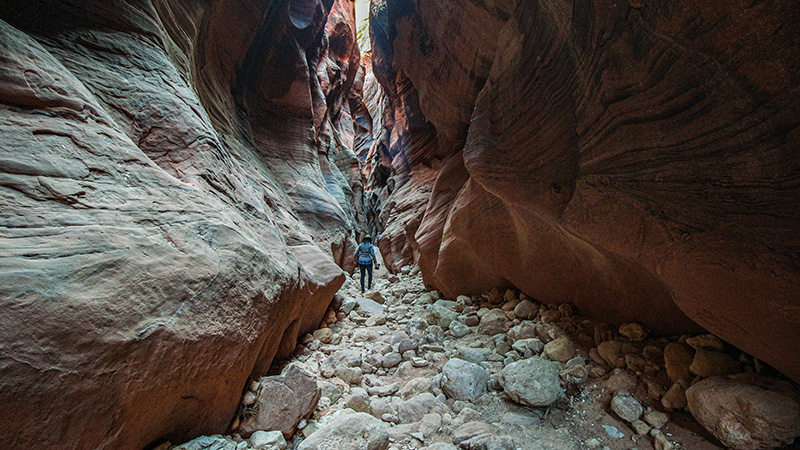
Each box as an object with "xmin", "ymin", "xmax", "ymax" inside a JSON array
[
  {"xmin": 240, "ymin": 365, "xmax": 321, "ymax": 438},
  {"xmin": 297, "ymin": 409, "xmax": 389, "ymax": 450},
  {"xmin": 369, "ymin": 0, "xmax": 800, "ymax": 383},
  {"xmin": 477, "ymin": 309, "xmax": 510, "ymax": 336},
  {"xmin": 441, "ymin": 358, "xmax": 489, "ymax": 401},
  {"xmin": 500, "ymin": 358, "xmax": 563, "ymax": 407},
  {"xmin": 686, "ymin": 375, "xmax": 800, "ymax": 450},
  {"xmin": 0, "ymin": 0, "xmax": 363, "ymax": 448}
]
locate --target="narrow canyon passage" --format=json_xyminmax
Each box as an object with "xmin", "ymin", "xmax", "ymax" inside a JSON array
[
  {"xmin": 0, "ymin": 0, "xmax": 799, "ymax": 449},
  {"xmin": 168, "ymin": 265, "xmax": 800, "ymax": 450}
]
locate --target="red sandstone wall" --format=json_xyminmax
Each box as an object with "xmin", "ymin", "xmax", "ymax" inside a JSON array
[
  {"xmin": 0, "ymin": 0, "xmax": 364, "ymax": 448},
  {"xmin": 369, "ymin": 0, "xmax": 800, "ymax": 382}
]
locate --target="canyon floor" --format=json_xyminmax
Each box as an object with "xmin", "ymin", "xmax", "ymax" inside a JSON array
[{"xmin": 162, "ymin": 254, "xmax": 799, "ymax": 450}]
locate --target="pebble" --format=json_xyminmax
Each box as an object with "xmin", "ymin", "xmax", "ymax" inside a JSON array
[
  {"xmin": 382, "ymin": 352, "xmax": 403, "ymax": 368},
  {"xmin": 477, "ymin": 309, "xmax": 510, "ymax": 335},
  {"xmin": 368, "ymin": 383, "xmax": 400, "ymax": 397},
  {"xmin": 449, "ymin": 321, "xmax": 470, "ymax": 337},
  {"xmin": 631, "ymin": 419, "xmax": 651, "ymax": 435},
  {"xmin": 543, "ymin": 336, "xmax": 575, "ymax": 362},
  {"xmin": 421, "ymin": 344, "xmax": 445, "ymax": 353},
  {"xmin": 242, "ymin": 391, "xmax": 257, "ymax": 405},
  {"xmin": 336, "ymin": 366, "xmax": 363, "ymax": 385},
  {"xmin": 423, "ymin": 325, "xmax": 445, "ymax": 343},
  {"xmin": 345, "ymin": 388, "xmax": 370, "ymax": 412},
  {"xmin": 654, "ymin": 432, "xmax": 675, "ymax": 450},
  {"xmin": 584, "ymin": 438, "xmax": 602, "ymax": 449},
  {"xmin": 511, "ymin": 338, "xmax": 544, "ymax": 357},
  {"xmin": 689, "ymin": 348, "xmax": 740, "ymax": 377},
  {"xmin": 661, "ymin": 380, "xmax": 688, "ymax": 410},
  {"xmin": 611, "ymin": 392, "xmax": 643, "ymax": 422},
  {"xmin": 455, "ymin": 346, "xmax": 493, "ymax": 364},
  {"xmin": 398, "ymin": 339, "xmax": 418, "ymax": 353},
  {"xmin": 663, "ymin": 342, "xmax": 694, "ymax": 382},
  {"xmin": 602, "ymin": 424, "xmax": 625, "ymax": 438},
  {"xmin": 381, "ymin": 413, "xmax": 400, "ymax": 424},
  {"xmin": 411, "ymin": 357, "xmax": 429, "ymax": 367},
  {"xmin": 618, "ymin": 323, "xmax": 648, "ymax": 341},
  {"xmin": 313, "ymin": 328, "xmax": 333, "ymax": 344},
  {"xmin": 341, "ymin": 298, "xmax": 358, "ymax": 315},
  {"xmin": 249, "ymin": 430, "xmax": 286, "ymax": 450},
  {"xmin": 597, "ymin": 340, "xmax": 625, "ymax": 368},
  {"xmin": 501, "ymin": 412, "xmax": 541, "ymax": 426},
  {"xmin": 644, "ymin": 410, "xmax": 669, "ymax": 428},
  {"xmin": 685, "ymin": 334, "xmax": 725, "ymax": 351},
  {"xmin": 513, "ymin": 300, "xmax": 538, "ymax": 320}
]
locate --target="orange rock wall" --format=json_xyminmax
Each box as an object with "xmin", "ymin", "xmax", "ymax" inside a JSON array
[
  {"xmin": 370, "ymin": 0, "xmax": 800, "ymax": 381},
  {"xmin": 0, "ymin": 0, "xmax": 364, "ymax": 448}
]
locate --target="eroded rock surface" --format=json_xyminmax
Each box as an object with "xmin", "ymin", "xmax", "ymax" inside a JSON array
[
  {"xmin": 368, "ymin": 0, "xmax": 800, "ymax": 382},
  {"xmin": 686, "ymin": 375, "xmax": 800, "ymax": 450},
  {"xmin": 0, "ymin": 1, "xmax": 365, "ymax": 448}
]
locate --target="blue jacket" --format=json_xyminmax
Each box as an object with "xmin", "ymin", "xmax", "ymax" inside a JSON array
[{"xmin": 354, "ymin": 242, "xmax": 375, "ymax": 265}]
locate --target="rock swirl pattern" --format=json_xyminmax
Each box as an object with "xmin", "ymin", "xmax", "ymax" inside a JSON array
[
  {"xmin": 0, "ymin": 0, "xmax": 365, "ymax": 448},
  {"xmin": 369, "ymin": 0, "xmax": 800, "ymax": 382}
]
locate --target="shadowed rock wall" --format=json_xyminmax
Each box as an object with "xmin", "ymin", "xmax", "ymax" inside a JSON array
[
  {"xmin": 0, "ymin": 0, "xmax": 364, "ymax": 448},
  {"xmin": 369, "ymin": 0, "xmax": 800, "ymax": 382}
]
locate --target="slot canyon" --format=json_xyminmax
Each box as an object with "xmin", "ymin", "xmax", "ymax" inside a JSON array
[{"xmin": 0, "ymin": 0, "xmax": 799, "ymax": 449}]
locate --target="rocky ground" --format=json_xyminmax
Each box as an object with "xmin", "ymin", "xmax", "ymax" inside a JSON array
[{"xmin": 164, "ymin": 266, "xmax": 800, "ymax": 450}]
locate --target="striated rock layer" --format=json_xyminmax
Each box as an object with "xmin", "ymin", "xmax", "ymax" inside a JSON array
[
  {"xmin": 0, "ymin": 0, "xmax": 365, "ymax": 448},
  {"xmin": 369, "ymin": 0, "xmax": 800, "ymax": 382}
]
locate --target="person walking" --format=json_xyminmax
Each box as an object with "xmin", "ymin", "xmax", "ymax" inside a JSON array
[{"xmin": 354, "ymin": 235, "xmax": 379, "ymax": 293}]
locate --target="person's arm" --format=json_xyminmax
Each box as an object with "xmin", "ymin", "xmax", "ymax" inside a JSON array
[
  {"xmin": 371, "ymin": 245, "xmax": 378, "ymax": 268},
  {"xmin": 354, "ymin": 244, "xmax": 360, "ymax": 263}
]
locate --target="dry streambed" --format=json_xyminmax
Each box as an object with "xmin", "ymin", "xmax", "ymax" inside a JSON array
[{"xmin": 164, "ymin": 268, "xmax": 800, "ymax": 450}]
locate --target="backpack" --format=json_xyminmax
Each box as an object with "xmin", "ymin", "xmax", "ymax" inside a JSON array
[{"xmin": 356, "ymin": 243, "xmax": 374, "ymax": 265}]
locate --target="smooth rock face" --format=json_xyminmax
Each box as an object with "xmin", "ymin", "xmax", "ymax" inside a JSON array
[
  {"xmin": 686, "ymin": 376, "xmax": 800, "ymax": 450},
  {"xmin": 0, "ymin": 0, "xmax": 363, "ymax": 448},
  {"xmin": 296, "ymin": 409, "xmax": 390, "ymax": 450},
  {"xmin": 500, "ymin": 358, "xmax": 563, "ymax": 407},
  {"xmin": 369, "ymin": 0, "xmax": 800, "ymax": 382},
  {"xmin": 441, "ymin": 358, "xmax": 490, "ymax": 401},
  {"xmin": 240, "ymin": 365, "xmax": 321, "ymax": 438}
]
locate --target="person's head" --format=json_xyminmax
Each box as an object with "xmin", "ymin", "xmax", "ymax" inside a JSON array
[{"xmin": 363, "ymin": 235, "xmax": 372, "ymax": 243}]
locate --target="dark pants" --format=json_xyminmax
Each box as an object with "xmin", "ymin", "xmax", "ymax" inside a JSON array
[{"xmin": 359, "ymin": 263, "xmax": 373, "ymax": 293}]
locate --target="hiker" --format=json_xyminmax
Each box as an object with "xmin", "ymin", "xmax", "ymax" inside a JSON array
[{"xmin": 354, "ymin": 235, "xmax": 379, "ymax": 293}]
